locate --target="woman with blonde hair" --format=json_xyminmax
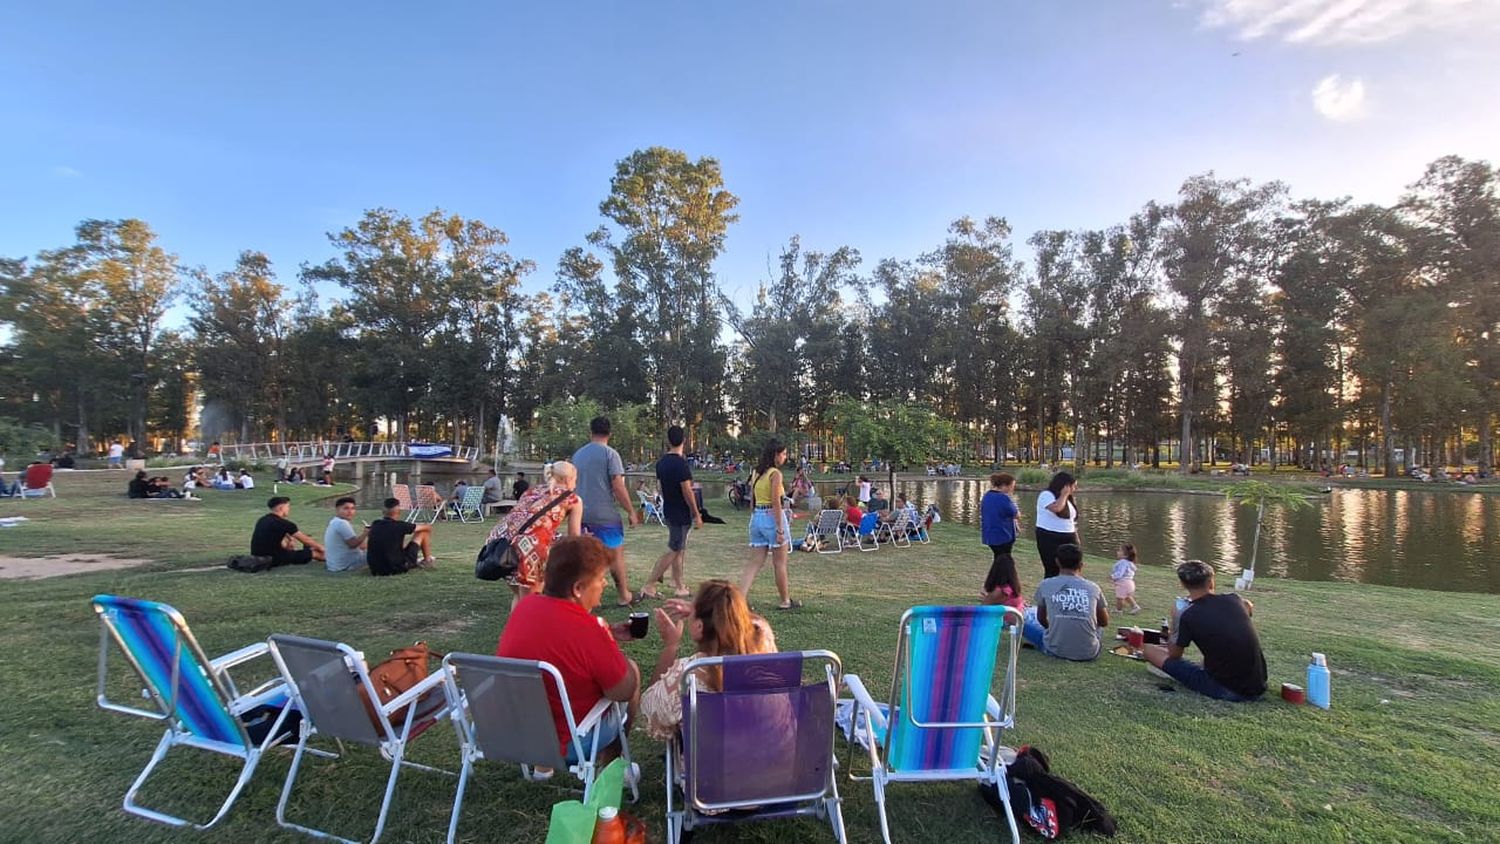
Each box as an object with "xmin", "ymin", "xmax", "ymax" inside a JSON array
[
  {"xmin": 485, "ymin": 460, "xmax": 583, "ymax": 607},
  {"xmin": 640, "ymin": 580, "xmax": 778, "ymax": 740}
]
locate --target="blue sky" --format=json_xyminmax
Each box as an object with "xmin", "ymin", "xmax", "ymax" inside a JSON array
[{"xmin": 3, "ymin": 1, "xmax": 1497, "ymax": 312}]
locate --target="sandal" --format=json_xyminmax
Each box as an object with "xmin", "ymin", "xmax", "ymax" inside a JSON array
[{"xmin": 775, "ymin": 600, "xmax": 804, "ymax": 611}]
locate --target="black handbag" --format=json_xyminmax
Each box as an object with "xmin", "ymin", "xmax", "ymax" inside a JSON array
[{"xmin": 475, "ymin": 490, "xmax": 575, "ymax": 581}]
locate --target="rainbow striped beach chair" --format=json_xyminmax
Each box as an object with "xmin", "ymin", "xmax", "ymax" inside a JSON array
[
  {"xmin": 842, "ymin": 605, "xmax": 1024, "ymax": 844},
  {"xmin": 91, "ymin": 594, "xmax": 296, "ymax": 829}
]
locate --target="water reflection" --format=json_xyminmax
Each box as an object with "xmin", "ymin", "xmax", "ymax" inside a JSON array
[{"xmin": 342, "ymin": 465, "xmax": 1500, "ymax": 595}]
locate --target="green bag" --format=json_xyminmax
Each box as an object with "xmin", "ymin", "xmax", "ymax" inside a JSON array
[{"xmin": 543, "ymin": 758, "xmax": 627, "ymax": 844}]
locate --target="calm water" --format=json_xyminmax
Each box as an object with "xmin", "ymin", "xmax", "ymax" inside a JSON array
[{"xmin": 346, "ymin": 466, "xmax": 1500, "ymax": 595}]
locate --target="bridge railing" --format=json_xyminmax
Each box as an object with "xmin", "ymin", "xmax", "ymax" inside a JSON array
[{"xmin": 214, "ymin": 441, "xmax": 480, "ymax": 464}]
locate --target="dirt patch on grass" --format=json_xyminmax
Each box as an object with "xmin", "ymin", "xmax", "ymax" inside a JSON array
[{"xmin": 0, "ymin": 554, "xmax": 154, "ymax": 580}]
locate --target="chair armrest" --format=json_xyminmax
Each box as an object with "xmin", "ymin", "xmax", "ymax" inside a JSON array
[
  {"xmin": 574, "ymin": 696, "xmax": 616, "ymax": 736},
  {"xmin": 382, "ymin": 671, "xmax": 448, "ymax": 716},
  {"xmin": 986, "ymin": 696, "xmax": 1002, "ymax": 722},
  {"xmin": 211, "ymin": 642, "xmax": 270, "ymax": 672},
  {"xmin": 842, "ymin": 674, "xmax": 888, "ymax": 732}
]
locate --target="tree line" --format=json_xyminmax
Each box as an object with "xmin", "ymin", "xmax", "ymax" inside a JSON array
[{"xmin": 0, "ymin": 148, "xmax": 1495, "ymax": 475}]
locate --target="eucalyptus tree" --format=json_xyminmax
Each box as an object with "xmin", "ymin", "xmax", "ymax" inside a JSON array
[
  {"xmin": 1159, "ymin": 175, "xmax": 1284, "ymax": 472},
  {"xmin": 1401, "ymin": 156, "xmax": 1500, "ymax": 472},
  {"xmin": 76, "ymin": 219, "xmax": 182, "ymax": 444},
  {"xmin": 1023, "ymin": 230, "xmax": 1090, "ymax": 463},
  {"xmin": 594, "ymin": 147, "xmax": 739, "ymax": 434},
  {"xmin": 190, "ymin": 251, "xmax": 292, "ymax": 439},
  {"xmin": 1274, "ymin": 201, "xmax": 1349, "ymax": 467}
]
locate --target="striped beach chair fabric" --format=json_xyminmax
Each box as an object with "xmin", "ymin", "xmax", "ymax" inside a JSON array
[
  {"xmin": 842, "ymin": 605, "xmax": 1024, "ymax": 844},
  {"xmin": 91, "ymin": 594, "xmax": 294, "ymax": 829}
]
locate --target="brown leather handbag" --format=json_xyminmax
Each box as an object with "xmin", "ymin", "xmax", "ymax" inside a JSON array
[{"xmin": 359, "ymin": 642, "xmax": 445, "ymax": 731}]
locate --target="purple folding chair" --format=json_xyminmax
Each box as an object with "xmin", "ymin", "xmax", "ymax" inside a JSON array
[{"xmin": 666, "ymin": 650, "xmax": 847, "ymax": 843}]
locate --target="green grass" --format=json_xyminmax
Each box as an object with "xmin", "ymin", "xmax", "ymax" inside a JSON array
[{"xmin": 3, "ymin": 472, "xmax": 1499, "ymax": 842}]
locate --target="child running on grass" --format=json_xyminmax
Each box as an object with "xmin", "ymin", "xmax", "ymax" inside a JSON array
[{"xmin": 1112, "ymin": 543, "xmax": 1141, "ymax": 614}]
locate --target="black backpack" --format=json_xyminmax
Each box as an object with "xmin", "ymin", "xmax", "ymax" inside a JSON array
[
  {"xmin": 227, "ymin": 554, "xmax": 276, "ymax": 573},
  {"xmin": 981, "ymin": 745, "xmax": 1118, "ymax": 839}
]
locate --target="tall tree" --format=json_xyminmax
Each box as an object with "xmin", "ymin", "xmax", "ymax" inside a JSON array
[
  {"xmin": 190, "ymin": 251, "xmax": 292, "ymax": 440},
  {"xmin": 595, "ymin": 147, "xmax": 740, "ymax": 433}
]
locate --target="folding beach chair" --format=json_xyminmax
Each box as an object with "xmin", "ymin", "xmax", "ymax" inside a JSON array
[
  {"xmin": 812, "ymin": 509, "xmax": 846, "ymax": 555},
  {"xmin": 412, "ymin": 485, "xmax": 444, "ymax": 524},
  {"xmin": 842, "ymin": 605, "xmax": 1024, "ymax": 844},
  {"xmin": 266, "ymin": 635, "xmax": 452, "ymax": 844},
  {"xmin": 666, "ymin": 651, "xmax": 847, "ymax": 844},
  {"xmin": 452, "ymin": 486, "xmax": 486, "ymax": 523},
  {"xmin": 875, "ymin": 510, "xmax": 914, "ymax": 548},
  {"xmin": 91, "ymin": 595, "xmax": 296, "ymax": 829},
  {"xmin": 440, "ymin": 653, "xmax": 638, "ymax": 844},
  {"xmin": 21, "ymin": 463, "xmax": 56, "ymax": 498},
  {"xmin": 639, "ymin": 491, "xmax": 666, "ymax": 526},
  {"xmin": 391, "ymin": 484, "xmax": 417, "ymax": 520},
  {"xmin": 853, "ymin": 512, "xmax": 882, "ymax": 552}
]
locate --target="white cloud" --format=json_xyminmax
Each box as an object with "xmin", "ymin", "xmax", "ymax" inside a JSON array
[
  {"xmin": 52, "ymin": 165, "xmax": 83, "ymax": 178},
  {"xmin": 1311, "ymin": 73, "xmax": 1368, "ymax": 120},
  {"xmin": 1188, "ymin": 0, "xmax": 1500, "ymax": 45}
]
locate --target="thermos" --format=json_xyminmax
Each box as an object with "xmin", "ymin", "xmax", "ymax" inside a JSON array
[{"xmin": 1306, "ymin": 652, "xmax": 1331, "ymax": 709}]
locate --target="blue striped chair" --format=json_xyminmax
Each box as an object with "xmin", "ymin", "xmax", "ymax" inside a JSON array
[
  {"xmin": 842, "ymin": 605, "xmax": 1024, "ymax": 844},
  {"xmin": 91, "ymin": 594, "xmax": 295, "ymax": 829}
]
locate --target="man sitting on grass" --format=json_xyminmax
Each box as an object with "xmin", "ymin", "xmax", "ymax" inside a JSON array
[
  {"xmin": 1023, "ymin": 543, "xmax": 1108, "ymax": 661},
  {"xmin": 496, "ymin": 535, "xmax": 641, "ymax": 776},
  {"xmin": 323, "ymin": 496, "xmax": 370, "ymax": 573},
  {"xmin": 251, "ymin": 496, "xmax": 326, "ymax": 566},
  {"xmin": 366, "ymin": 497, "xmax": 436, "ymax": 576},
  {"xmin": 1144, "ymin": 560, "xmax": 1267, "ymax": 701}
]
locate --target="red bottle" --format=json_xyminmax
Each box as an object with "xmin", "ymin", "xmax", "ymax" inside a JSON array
[{"xmin": 591, "ymin": 806, "xmax": 626, "ymax": 844}]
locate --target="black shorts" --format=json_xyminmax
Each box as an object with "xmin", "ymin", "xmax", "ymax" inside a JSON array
[
  {"xmin": 667, "ymin": 521, "xmax": 691, "ymax": 553},
  {"xmin": 272, "ymin": 548, "xmax": 314, "ymax": 567}
]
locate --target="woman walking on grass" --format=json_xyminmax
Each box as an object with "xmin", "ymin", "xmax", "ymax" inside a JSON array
[
  {"xmin": 739, "ymin": 439, "xmax": 802, "ymax": 610},
  {"xmin": 1034, "ymin": 470, "xmax": 1080, "ymax": 579},
  {"xmin": 981, "ymin": 472, "xmax": 1024, "ymax": 607}
]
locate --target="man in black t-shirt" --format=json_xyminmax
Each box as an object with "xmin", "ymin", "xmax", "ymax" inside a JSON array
[
  {"xmin": 639, "ymin": 425, "xmax": 702, "ymax": 600},
  {"xmin": 512, "ymin": 471, "xmax": 530, "ymax": 501},
  {"xmin": 1144, "ymin": 560, "xmax": 1267, "ymax": 701},
  {"xmin": 250, "ymin": 496, "xmax": 326, "ymax": 566},
  {"xmin": 366, "ymin": 497, "xmax": 436, "ymax": 576}
]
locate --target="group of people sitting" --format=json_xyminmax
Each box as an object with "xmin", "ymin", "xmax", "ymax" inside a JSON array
[
  {"xmin": 492, "ymin": 534, "xmax": 777, "ymax": 778},
  {"xmin": 247, "ymin": 495, "xmax": 437, "ymax": 574}
]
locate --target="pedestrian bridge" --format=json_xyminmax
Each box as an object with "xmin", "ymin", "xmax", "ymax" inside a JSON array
[{"xmin": 214, "ymin": 440, "xmax": 482, "ymax": 468}]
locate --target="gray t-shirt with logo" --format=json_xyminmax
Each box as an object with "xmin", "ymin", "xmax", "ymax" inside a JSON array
[
  {"xmin": 571, "ymin": 441, "xmax": 625, "ymax": 526},
  {"xmin": 1033, "ymin": 574, "xmax": 1105, "ymax": 660}
]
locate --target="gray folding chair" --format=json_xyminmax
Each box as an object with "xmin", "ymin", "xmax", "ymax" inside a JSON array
[
  {"xmin": 440, "ymin": 653, "xmax": 638, "ymax": 844},
  {"xmin": 267, "ymin": 635, "xmax": 451, "ymax": 844},
  {"xmin": 813, "ymin": 509, "xmax": 846, "ymax": 554}
]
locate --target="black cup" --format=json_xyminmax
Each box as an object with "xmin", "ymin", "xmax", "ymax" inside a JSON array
[{"xmin": 629, "ymin": 612, "xmax": 650, "ymax": 639}]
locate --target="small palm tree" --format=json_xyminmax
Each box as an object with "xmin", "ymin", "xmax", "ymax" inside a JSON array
[{"xmin": 1223, "ymin": 480, "xmax": 1312, "ymax": 590}]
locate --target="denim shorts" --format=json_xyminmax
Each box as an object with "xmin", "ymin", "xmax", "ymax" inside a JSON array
[
  {"xmin": 748, "ymin": 508, "xmax": 790, "ymax": 548},
  {"xmin": 582, "ymin": 522, "xmax": 624, "ymax": 549},
  {"xmin": 563, "ymin": 706, "xmax": 622, "ymax": 764}
]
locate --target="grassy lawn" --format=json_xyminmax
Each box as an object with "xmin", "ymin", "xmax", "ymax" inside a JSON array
[{"xmin": 3, "ymin": 471, "xmax": 1499, "ymax": 843}]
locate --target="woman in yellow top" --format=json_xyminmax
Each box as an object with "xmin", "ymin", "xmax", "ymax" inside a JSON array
[{"xmin": 737, "ymin": 439, "xmax": 802, "ymax": 610}]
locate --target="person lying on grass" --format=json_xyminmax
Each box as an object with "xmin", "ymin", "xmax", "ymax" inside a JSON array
[
  {"xmin": 1143, "ymin": 560, "xmax": 1267, "ymax": 702},
  {"xmin": 1022, "ymin": 543, "xmax": 1108, "ymax": 661}
]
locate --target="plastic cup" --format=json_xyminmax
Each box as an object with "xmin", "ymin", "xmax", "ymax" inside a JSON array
[
  {"xmin": 629, "ymin": 612, "xmax": 650, "ymax": 639},
  {"xmin": 1126, "ymin": 628, "xmax": 1145, "ymax": 650}
]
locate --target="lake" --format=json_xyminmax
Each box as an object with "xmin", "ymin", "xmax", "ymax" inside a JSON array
[{"xmin": 347, "ymin": 466, "xmax": 1500, "ymax": 595}]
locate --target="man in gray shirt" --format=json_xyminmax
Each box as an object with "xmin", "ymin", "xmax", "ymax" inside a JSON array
[
  {"xmin": 323, "ymin": 496, "xmax": 369, "ymax": 572},
  {"xmin": 1023, "ymin": 543, "xmax": 1108, "ymax": 660},
  {"xmin": 571, "ymin": 416, "xmax": 642, "ymax": 606},
  {"xmin": 480, "ymin": 469, "xmax": 503, "ymax": 504}
]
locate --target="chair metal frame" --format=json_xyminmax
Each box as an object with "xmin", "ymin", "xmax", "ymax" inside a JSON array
[
  {"xmin": 812, "ymin": 509, "xmax": 846, "ymax": 554},
  {"xmin": 666, "ymin": 650, "xmax": 848, "ymax": 844},
  {"xmin": 411, "ymin": 485, "xmax": 444, "ymax": 524},
  {"xmin": 452, "ymin": 485, "xmax": 486, "ymax": 523},
  {"xmin": 266, "ymin": 635, "xmax": 452, "ymax": 844},
  {"xmin": 638, "ymin": 490, "xmax": 666, "ymax": 526},
  {"xmin": 842, "ymin": 606, "xmax": 1024, "ymax": 844},
  {"xmin": 440, "ymin": 653, "xmax": 638, "ymax": 844},
  {"xmin": 91, "ymin": 595, "xmax": 293, "ymax": 830}
]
